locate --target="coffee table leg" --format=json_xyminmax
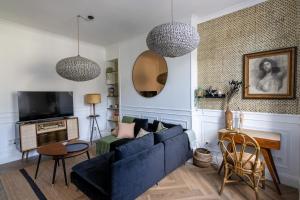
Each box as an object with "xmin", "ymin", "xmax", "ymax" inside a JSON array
[
  {"xmin": 62, "ymin": 158, "xmax": 68, "ymax": 186},
  {"xmin": 52, "ymin": 159, "xmax": 58, "ymax": 184},
  {"xmin": 34, "ymin": 154, "xmax": 42, "ymax": 179},
  {"xmin": 86, "ymin": 151, "xmax": 90, "ymax": 160}
]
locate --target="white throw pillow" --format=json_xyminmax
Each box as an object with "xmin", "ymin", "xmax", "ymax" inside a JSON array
[
  {"xmin": 156, "ymin": 122, "xmax": 168, "ymax": 132},
  {"xmin": 136, "ymin": 128, "xmax": 150, "ymax": 138}
]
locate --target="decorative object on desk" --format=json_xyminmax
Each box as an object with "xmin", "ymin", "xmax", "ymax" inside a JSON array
[
  {"xmin": 146, "ymin": 0, "xmax": 199, "ymax": 57},
  {"xmin": 225, "ymin": 80, "xmax": 242, "ymax": 130},
  {"xmin": 85, "ymin": 93, "xmax": 102, "ymax": 143},
  {"xmin": 243, "ymin": 47, "xmax": 296, "ymax": 99},
  {"xmin": 132, "ymin": 50, "xmax": 168, "ymax": 98},
  {"xmin": 56, "ymin": 15, "xmax": 100, "ymax": 81},
  {"xmin": 193, "ymin": 148, "xmax": 212, "ymax": 168},
  {"xmin": 237, "ymin": 107, "xmax": 244, "ymax": 133}
]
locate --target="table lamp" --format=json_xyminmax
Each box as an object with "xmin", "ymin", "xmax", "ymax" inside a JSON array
[{"xmin": 85, "ymin": 93, "xmax": 102, "ymax": 143}]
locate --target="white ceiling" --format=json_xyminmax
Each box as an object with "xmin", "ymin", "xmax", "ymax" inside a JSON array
[{"xmin": 0, "ymin": 0, "xmax": 257, "ymax": 46}]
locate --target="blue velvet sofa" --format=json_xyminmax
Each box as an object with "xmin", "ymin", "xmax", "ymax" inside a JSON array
[{"xmin": 71, "ymin": 120, "xmax": 192, "ymax": 200}]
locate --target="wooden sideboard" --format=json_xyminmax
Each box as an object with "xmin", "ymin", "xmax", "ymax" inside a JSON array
[{"xmin": 15, "ymin": 117, "xmax": 79, "ymax": 159}]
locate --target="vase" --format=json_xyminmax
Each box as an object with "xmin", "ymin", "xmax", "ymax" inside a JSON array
[{"xmin": 225, "ymin": 107, "xmax": 234, "ymax": 130}]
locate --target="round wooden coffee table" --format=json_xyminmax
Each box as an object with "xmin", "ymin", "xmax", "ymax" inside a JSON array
[{"xmin": 34, "ymin": 140, "xmax": 90, "ymax": 185}]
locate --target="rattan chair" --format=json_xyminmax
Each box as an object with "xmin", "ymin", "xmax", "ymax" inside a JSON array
[{"xmin": 219, "ymin": 132, "xmax": 265, "ymax": 199}]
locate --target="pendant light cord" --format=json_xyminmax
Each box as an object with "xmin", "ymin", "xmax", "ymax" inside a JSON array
[
  {"xmin": 76, "ymin": 15, "xmax": 94, "ymax": 56},
  {"xmin": 171, "ymin": 0, "xmax": 174, "ymax": 23},
  {"xmin": 77, "ymin": 15, "xmax": 80, "ymax": 56}
]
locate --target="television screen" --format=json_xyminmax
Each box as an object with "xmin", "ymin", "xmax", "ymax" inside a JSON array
[{"xmin": 17, "ymin": 91, "xmax": 74, "ymax": 121}]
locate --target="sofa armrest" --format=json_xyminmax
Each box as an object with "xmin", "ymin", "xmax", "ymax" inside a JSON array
[
  {"xmin": 163, "ymin": 133, "xmax": 192, "ymax": 174},
  {"xmin": 71, "ymin": 152, "xmax": 114, "ymax": 196},
  {"xmin": 111, "ymin": 143, "xmax": 165, "ymax": 200}
]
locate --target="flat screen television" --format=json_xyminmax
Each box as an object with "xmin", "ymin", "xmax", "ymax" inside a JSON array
[{"xmin": 17, "ymin": 91, "xmax": 74, "ymax": 122}]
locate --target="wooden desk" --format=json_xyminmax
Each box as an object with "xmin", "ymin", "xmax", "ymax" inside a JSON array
[{"xmin": 218, "ymin": 129, "xmax": 281, "ymax": 195}]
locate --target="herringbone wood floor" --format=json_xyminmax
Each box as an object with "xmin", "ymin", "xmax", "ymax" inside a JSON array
[
  {"xmin": 137, "ymin": 164, "xmax": 298, "ymax": 200},
  {"xmin": 0, "ymin": 147, "xmax": 298, "ymax": 200}
]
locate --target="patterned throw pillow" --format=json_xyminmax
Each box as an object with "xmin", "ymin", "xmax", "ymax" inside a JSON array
[
  {"xmin": 117, "ymin": 122, "xmax": 135, "ymax": 139},
  {"xmin": 156, "ymin": 122, "xmax": 168, "ymax": 132},
  {"xmin": 136, "ymin": 128, "xmax": 150, "ymax": 138}
]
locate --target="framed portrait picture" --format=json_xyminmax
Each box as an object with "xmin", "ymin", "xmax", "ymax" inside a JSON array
[{"xmin": 243, "ymin": 47, "xmax": 297, "ymax": 99}]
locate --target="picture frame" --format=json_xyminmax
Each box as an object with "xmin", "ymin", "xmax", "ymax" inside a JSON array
[{"xmin": 243, "ymin": 47, "xmax": 297, "ymax": 99}]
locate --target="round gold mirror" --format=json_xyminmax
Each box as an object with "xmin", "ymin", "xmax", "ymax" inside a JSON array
[{"xmin": 132, "ymin": 50, "xmax": 168, "ymax": 97}]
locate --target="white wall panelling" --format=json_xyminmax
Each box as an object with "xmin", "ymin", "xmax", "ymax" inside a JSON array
[
  {"xmin": 192, "ymin": 109, "xmax": 300, "ymax": 188},
  {"xmin": 122, "ymin": 105, "xmax": 192, "ymax": 129}
]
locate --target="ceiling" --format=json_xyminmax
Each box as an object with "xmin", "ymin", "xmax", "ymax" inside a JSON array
[{"xmin": 0, "ymin": 0, "xmax": 253, "ymax": 46}]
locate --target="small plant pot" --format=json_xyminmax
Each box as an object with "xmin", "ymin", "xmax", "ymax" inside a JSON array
[{"xmin": 193, "ymin": 148, "xmax": 212, "ymax": 168}]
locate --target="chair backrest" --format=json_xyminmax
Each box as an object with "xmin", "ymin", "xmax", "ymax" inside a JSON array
[{"xmin": 219, "ymin": 132, "xmax": 260, "ymax": 175}]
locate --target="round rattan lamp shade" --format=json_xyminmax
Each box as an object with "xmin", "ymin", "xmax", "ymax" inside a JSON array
[
  {"xmin": 146, "ymin": 22, "xmax": 200, "ymax": 57},
  {"xmin": 85, "ymin": 93, "xmax": 101, "ymax": 104},
  {"xmin": 56, "ymin": 56, "xmax": 101, "ymax": 81}
]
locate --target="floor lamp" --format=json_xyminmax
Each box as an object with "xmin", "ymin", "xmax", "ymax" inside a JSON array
[{"xmin": 85, "ymin": 93, "xmax": 102, "ymax": 144}]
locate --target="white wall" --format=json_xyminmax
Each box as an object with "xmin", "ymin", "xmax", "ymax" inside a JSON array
[
  {"xmin": 0, "ymin": 19, "xmax": 106, "ymax": 164},
  {"xmin": 116, "ymin": 33, "xmax": 193, "ymax": 128}
]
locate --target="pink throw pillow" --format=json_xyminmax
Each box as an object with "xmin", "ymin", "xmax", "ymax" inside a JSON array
[{"xmin": 117, "ymin": 122, "xmax": 135, "ymax": 139}]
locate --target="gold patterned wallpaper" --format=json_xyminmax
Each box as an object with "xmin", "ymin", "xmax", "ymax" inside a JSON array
[{"xmin": 197, "ymin": 0, "xmax": 300, "ymax": 114}]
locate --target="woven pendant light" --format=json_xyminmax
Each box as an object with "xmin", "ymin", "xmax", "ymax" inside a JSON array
[
  {"xmin": 56, "ymin": 15, "xmax": 101, "ymax": 81},
  {"xmin": 146, "ymin": 0, "xmax": 200, "ymax": 57}
]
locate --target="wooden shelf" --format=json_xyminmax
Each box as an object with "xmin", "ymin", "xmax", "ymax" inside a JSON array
[
  {"xmin": 107, "ymin": 107, "xmax": 119, "ymax": 110},
  {"xmin": 107, "ymin": 83, "xmax": 118, "ymax": 85},
  {"xmin": 107, "ymin": 119, "xmax": 119, "ymax": 123},
  {"xmin": 106, "ymin": 71, "xmax": 118, "ymax": 74},
  {"xmin": 197, "ymin": 94, "xmax": 226, "ymax": 99}
]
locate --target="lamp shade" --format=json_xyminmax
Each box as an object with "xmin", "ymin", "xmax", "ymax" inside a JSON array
[
  {"xmin": 85, "ymin": 93, "xmax": 101, "ymax": 104},
  {"xmin": 146, "ymin": 22, "xmax": 200, "ymax": 57},
  {"xmin": 56, "ymin": 56, "xmax": 101, "ymax": 81}
]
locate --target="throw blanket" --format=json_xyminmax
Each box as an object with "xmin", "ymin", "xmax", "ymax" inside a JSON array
[
  {"xmin": 184, "ymin": 129, "xmax": 197, "ymax": 151},
  {"xmin": 96, "ymin": 135, "xmax": 120, "ymax": 155}
]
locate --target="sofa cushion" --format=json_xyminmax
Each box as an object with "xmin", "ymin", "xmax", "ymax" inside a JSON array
[
  {"xmin": 154, "ymin": 125, "xmax": 183, "ymax": 144},
  {"xmin": 117, "ymin": 122, "xmax": 135, "ymax": 139},
  {"xmin": 133, "ymin": 118, "xmax": 148, "ymax": 137},
  {"xmin": 164, "ymin": 133, "xmax": 192, "ymax": 174},
  {"xmin": 115, "ymin": 133, "xmax": 154, "ymax": 160},
  {"xmin": 136, "ymin": 128, "xmax": 150, "ymax": 138},
  {"xmin": 156, "ymin": 122, "xmax": 168, "ymax": 132},
  {"xmin": 152, "ymin": 120, "xmax": 177, "ymax": 131},
  {"xmin": 122, "ymin": 116, "xmax": 135, "ymax": 123}
]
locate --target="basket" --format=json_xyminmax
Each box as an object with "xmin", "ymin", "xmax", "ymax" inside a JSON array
[{"xmin": 193, "ymin": 148, "xmax": 212, "ymax": 168}]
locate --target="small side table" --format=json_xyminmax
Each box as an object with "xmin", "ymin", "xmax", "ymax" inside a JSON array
[{"xmin": 34, "ymin": 141, "xmax": 90, "ymax": 185}]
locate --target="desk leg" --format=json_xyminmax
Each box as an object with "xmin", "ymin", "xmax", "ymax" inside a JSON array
[
  {"xmin": 34, "ymin": 154, "xmax": 41, "ymax": 179},
  {"xmin": 261, "ymin": 148, "xmax": 281, "ymax": 195},
  {"xmin": 268, "ymin": 150, "xmax": 281, "ymax": 184}
]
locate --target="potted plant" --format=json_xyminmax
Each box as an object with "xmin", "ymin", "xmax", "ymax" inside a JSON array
[{"xmin": 225, "ymin": 80, "xmax": 242, "ymax": 130}]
